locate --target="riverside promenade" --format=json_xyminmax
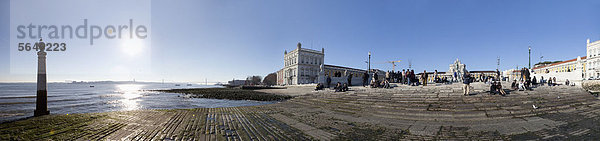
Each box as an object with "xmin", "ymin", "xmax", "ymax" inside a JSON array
[{"xmin": 2, "ymin": 82, "xmax": 599, "ymax": 140}]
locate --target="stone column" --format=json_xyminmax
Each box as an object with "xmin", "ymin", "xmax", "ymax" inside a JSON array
[{"xmin": 34, "ymin": 40, "xmax": 49, "ymax": 116}]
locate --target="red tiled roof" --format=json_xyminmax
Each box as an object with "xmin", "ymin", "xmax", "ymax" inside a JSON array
[{"xmin": 532, "ymin": 56, "xmax": 586, "ymax": 70}]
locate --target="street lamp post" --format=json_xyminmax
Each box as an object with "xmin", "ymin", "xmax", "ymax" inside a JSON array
[
  {"xmin": 497, "ymin": 56, "xmax": 500, "ymax": 70},
  {"xmin": 365, "ymin": 61, "xmax": 369, "ymax": 72},
  {"xmin": 368, "ymin": 52, "xmax": 371, "ymax": 73},
  {"xmin": 528, "ymin": 46, "xmax": 531, "ymax": 69}
]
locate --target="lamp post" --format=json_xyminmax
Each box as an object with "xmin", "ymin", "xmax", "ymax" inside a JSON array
[
  {"xmin": 365, "ymin": 61, "xmax": 369, "ymax": 72},
  {"xmin": 368, "ymin": 52, "xmax": 371, "ymax": 73},
  {"xmin": 497, "ymin": 56, "xmax": 500, "ymax": 70},
  {"xmin": 528, "ymin": 46, "xmax": 531, "ymax": 69}
]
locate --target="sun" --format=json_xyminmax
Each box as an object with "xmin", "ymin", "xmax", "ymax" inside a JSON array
[{"xmin": 121, "ymin": 39, "xmax": 144, "ymax": 56}]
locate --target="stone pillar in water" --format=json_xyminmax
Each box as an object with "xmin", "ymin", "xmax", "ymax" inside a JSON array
[{"xmin": 34, "ymin": 39, "xmax": 49, "ymax": 116}]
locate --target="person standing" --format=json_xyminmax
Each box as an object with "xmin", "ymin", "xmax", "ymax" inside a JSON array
[
  {"xmin": 326, "ymin": 74, "xmax": 332, "ymax": 88},
  {"xmin": 434, "ymin": 70, "xmax": 438, "ymax": 83},
  {"xmin": 406, "ymin": 70, "xmax": 410, "ymax": 85},
  {"xmin": 373, "ymin": 70, "xmax": 379, "ymax": 82},
  {"xmin": 520, "ymin": 68, "xmax": 525, "ymax": 81},
  {"xmin": 362, "ymin": 71, "xmax": 369, "ymax": 87},
  {"xmin": 385, "ymin": 71, "xmax": 390, "ymax": 82},
  {"xmin": 411, "ymin": 70, "xmax": 415, "ymax": 85},
  {"xmin": 463, "ymin": 71, "xmax": 471, "ymax": 96},
  {"xmin": 495, "ymin": 69, "xmax": 501, "ymax": 81},
  {"xmin": 453, "ymin": 72, "xmax": 457, "ymax": 82},
  {"xmin": 421, "ymin": 70, "xmax": 428, "ymax": 86},
  {"xmin": 402, "ymin": 69, "xmax": 407, "ymax": 84},
  {"xmin": 347, "ymin": 72, "xmax": 353, "ymax": 86},
  {"xmin": 525, "ymin": 68, "xmax": 531, "ymax": 88}
]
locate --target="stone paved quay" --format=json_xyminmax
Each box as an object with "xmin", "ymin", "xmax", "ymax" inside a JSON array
[{"xmin": 1, "ymin": 82, "xmax": 600, "ymax": 140}]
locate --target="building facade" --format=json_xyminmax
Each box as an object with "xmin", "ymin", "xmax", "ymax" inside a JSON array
[
  {"xmin": 532, "ymin": 56, "xmax": 586, "ymax": 75},
  {"xmin": 281, "ymin": 43, "xmax": 324, "ymax": 85},
  {"xmin": 528, "ymin": 38, "xmax": 595, "ymax": 84},
  {"xmin": 587, "ymin": 39, "xmax": 600, "ymax": 78},
  {"xmin": 278, "ymin": 42, "xmax": 376, "ymax": 85},
  {"xmin": 531, "ymin": 56, "xmax": 585, "ymax": 84},
  {"xmin": 503, "ymin": 69, "xmax": 521, "ymax": 81}
]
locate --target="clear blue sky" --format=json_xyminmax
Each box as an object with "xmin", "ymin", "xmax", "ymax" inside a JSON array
[{"xmin": 1, "ymin": 0, "xmax": 599, "ymax": 82}]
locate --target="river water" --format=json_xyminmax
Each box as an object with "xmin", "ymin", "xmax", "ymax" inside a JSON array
[{"xmin": 0, "ymin": 82, "xmax": 276, "ymax": 122}]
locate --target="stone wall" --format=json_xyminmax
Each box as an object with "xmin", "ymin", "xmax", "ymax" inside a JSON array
[{"xmin": 582, "ymin": 80, "xmax": 600, "ymax": 91}]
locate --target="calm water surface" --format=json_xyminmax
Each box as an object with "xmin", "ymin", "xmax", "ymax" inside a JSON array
[{"xmin": 0, "ymin": 82, "xmax": 276, "ymax": 122}]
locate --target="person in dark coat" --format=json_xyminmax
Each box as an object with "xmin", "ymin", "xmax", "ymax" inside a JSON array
[
  {"xmin": 490, "ymin": 81, "xmax": 497, "ymax": 94},
  {"xmin": 362, "ymin": 71, "xmax": 369, "ymax": 87},
  {"xmin": 463, "ymin": 71, "xmax": 471, "ymax": 96},
  {"xmin": 373, "ymin": 71, "xmax": 379, "ymax": 81},
  {"xmin": 347, "ymin": 73, "xmax": 353, "ymax": 86},
  {"xmin": 335, "ymin": 82, "xmax": 343, "ymax": 92},
  {"xmin": 421, "ymin": 70, "xmax": 428, "ymax": 86},
  {"xmin": 326, "ymin": 74, "xmax": 331, "ymax": 88},
  {"xmin": 496, "ymin": 69, "xmax": 501, "ymax": 81}
]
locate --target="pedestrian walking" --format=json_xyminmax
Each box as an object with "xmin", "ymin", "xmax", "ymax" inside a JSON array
[{"xmin": 463, "ymin": 71, "xmax": 471, "ymax": 96}]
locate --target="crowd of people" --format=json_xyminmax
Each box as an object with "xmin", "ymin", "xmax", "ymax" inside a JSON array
[
  {"xmin": 368, "ymin": 69, "xmax": 432, "ymax": 88},
  {"xmin": 316, "ymin": 66, "xmax": 571, "ymax": 94}
]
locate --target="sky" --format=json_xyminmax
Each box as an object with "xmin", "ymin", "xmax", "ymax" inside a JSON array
[{"xmin": 1, "ymin": 0, "xmax": 599, "ymax": 83}]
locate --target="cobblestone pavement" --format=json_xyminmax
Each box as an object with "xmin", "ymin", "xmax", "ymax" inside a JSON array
[
  {"xmin": 1, "ymin": 82, "xmax": 599, "ymax": 140},
  {"xmin": 260, "ymin": 82, "xmax": 600, "ymax": 140}
]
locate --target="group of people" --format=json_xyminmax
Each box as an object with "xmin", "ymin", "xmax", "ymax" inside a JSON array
[
  {"xmin": 489, "ymin": 81, "xmax": 507, "ymax": 96},
  {"xmin": 379, "ymin": 69, "xmax": 418, "ymax": 86},
  {"xmin": 381, "ymin": 69, "xmax": 447, "ymax": 86},
  {"xmin": 371, "ymin": 69, "xmax": 433, "ymax": 88},
  {"xmin": 319, "ymin": 66, "xmax": 572, "ymax": 96},
  {"xmin": 369, "ymin": 70, "xmax": 392, "ymax": 88},
  {"xmin": 315, "ymin": 82, "xmax": 349, "ymax": 92},
  {"xmin": 536, "ymin": 76, "xmax": 564, "ymax": 87},
  {"xmin": 506, "ymin": 67, "xmax": 571, "ymax": 92}
]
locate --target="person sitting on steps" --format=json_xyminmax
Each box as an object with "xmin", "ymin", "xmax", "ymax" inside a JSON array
[
  {"xmin": 519, "ymin": 80, "xmax": 526, "ymax": 91},
  {"xmin": 490, "ymin": 81, "xmax": 497, "ymax": 94},
  {"xmin": 511, "ymin": 80, "xmax": 518, "ymax": 90},
  {"xmin": 315, "ymin": 83, "xmax": 324, "ymax": 91},
  {"xmin": 497, "ymin": 81, "xmax": 507, "ymax": 96},
  {"xmin": 342, "ymin": 83, "xmax": 349, "ymax": 92},
  {"xmin": 335, "ymin": 82, "xmax": 343, "ymax": 92}
]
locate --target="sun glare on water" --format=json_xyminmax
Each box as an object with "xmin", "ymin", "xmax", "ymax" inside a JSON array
[{"xmin": 117, "ymin": 84, "xmax": 143, "ymax": 111}]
